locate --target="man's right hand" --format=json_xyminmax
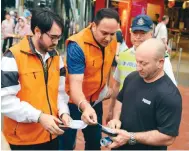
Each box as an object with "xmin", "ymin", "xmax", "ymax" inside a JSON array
[
  {"xmin": 80, "ymin": 103, "xmax": 97, "ymax": 125},
  {"xmin": 39, "ymin": 113, "xmax": 64, "ymax": 135},
  {"xmin": 107, "ymin": 119, "xmax": 121, "ymax": 129}
]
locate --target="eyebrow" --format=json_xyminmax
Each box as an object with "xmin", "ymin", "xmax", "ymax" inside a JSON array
[
  {"xmin": 48, "ymin": 33, "xmax": 62, "ymax": 37},
  {"xmin": 100, "ymin": 30, "xmax": 115, "ymax": 35}
]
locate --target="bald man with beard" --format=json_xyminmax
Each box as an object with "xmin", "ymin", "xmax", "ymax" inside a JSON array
[{"xmin": 106, "ymin": 38, "xmax": 182, "ymax": 150}]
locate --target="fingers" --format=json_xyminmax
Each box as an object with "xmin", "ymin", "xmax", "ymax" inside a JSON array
[
  {"xmin": 116, "ymin": 122, "xmax": 121, "ymax": 129},
  {"xmin": 81, "ymin": 112, "xmax": 97, "ymax": 125},
  {"xmin": 53, "ymin": 116, "xmax": 63, "ymax": 124},
  {"xmin": 62, "ymin": 114, "xmax": 72, "ymax": 126},
  {"xmin": 107, "ymin": 141, "xmax": 119, "ymax": 149},
  {"xmin": 107, "ymin": 121, "xmax": 117, "ymax": 129},
  {"xmin": 81, "ymin": 114, "xmax": 96, "ymax": 125},
  {"xmin": 81, "ymin": 108, "xmax": 97, "ymax": 125},
  {"xmin": 50, "ymin": 123, "xmax": 64, "ymax": 135},
  {"xmin": 107, "ymin": 120, "xmax": 121, "ymax": 129}
]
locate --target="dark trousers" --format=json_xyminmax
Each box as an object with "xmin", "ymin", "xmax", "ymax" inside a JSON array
[
  {"xmin": 58, "ymin": 102, "xmax": 103, "ymax": 150},
  {"xmin": 10, "ymin": 137, "xmax": 59, "ymax": 150},
  {"xmin": 2, "ymin": 37, "xmax": 13, "ymax": 53}
]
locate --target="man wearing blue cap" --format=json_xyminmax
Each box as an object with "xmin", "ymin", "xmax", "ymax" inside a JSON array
[{"xmin": 106, "ymin": 14, "xmax": 176, "ymax": 123}]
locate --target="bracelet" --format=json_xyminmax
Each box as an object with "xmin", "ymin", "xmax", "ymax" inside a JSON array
[{"xmin": 78, "ymin": 100, "xmax": 88, "ymax": 113}]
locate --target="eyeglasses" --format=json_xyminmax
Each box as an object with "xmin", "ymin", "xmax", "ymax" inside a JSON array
[{"xmin": 45, "ymin": 32, "xmax": 62, "ymax": 42}]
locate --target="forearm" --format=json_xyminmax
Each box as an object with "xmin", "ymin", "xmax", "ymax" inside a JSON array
[
  {"xmin": 135, "ymin": 130, "xmax": 175, "ymax": 146},
  {"xmin": 109, "ymin": 81, "xmax": 120, "ymax": 109},
  {"xmin": 113, "ymin": 100, "xmax": 122, "ymax": 120},
  {"xmin": 69, "ymin": 74, "xmax": 91, "ymax": 111},
  {"xmin": 1, "ymin": 94, "xmax": 41, "ymax": 123}
]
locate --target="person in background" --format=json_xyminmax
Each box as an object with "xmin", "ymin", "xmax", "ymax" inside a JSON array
[
  {"xmin": 112, "ymin": 21, "xmax": 128, "ymax": 68},
  {"xmin": 106, "ymin": 14, "xmax": 177, "ymax": 123},
  {"xmin": 13, "ymin": 16, "xmax": 32, "ymax": 44},
  {"xmin": 1, "ymin": 12, "xmax": 15, "ymax": 53},
  {"xmin": 107, "ymin": 38, "xmax": 182, "ymax": 150},
  {"xmin": 153, "ymin": 13, "xmax": 160, "ymax": 26},
  {"xmin": 14, "ymin": 11, "xmax": 19, "ymax": 25},
  {"xmin": 1, "ymin": 8, "xmax": 70, "ymax": 150},
  {"xmin": 154, "ymin": 15, "xmax": 171, "ymax": 52},
  {"xmin": 59, "ymin": 8, "xmax": 119, "ymax": 150},
  {"xmin": 24, "ymin": 9, "xmax": 32, "ymax": 26}
]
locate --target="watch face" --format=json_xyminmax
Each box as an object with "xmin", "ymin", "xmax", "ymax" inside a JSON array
[
  {"xmin": 129, "ymin": 139, "xmax": 137, "ymax": 145},
  {"xmin": 128, "ymin": 132, "xmax": 137, "ymax": 145}
]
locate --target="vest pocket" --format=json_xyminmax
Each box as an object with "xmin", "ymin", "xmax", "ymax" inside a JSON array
[
  {"xmin": 85, "ymin": 57, "xmax": 102, "ymax": 75},
  {"xmin": 14, "ymin": 123, "xmax": 19, "ymax": 135}
]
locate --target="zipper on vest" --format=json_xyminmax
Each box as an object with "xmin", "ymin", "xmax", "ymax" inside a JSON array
[
  {"xmin": 99, "ymin": 49, "xmax": 105, "ymax": 88},
  {"xmin": 14, "ymin": 123, "xmax": 19, "ymax": 135},
  {"xmin": 90, "ymin": 49, "xmax": 105, "ymax": 103},
  {"xmin": 37, "ymin": 54, "xmax": 53, "ymax": 141}
]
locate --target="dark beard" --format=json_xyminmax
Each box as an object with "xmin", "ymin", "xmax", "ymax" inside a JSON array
[{"xmin": 37, "ymin": 36, "xmax": 48, "ymax": 54}]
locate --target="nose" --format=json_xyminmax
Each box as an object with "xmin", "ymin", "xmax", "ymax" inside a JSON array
[
  {"xmin": 135, "ymin": 34, "xmax": 141, "ymax": 39},
  {"xmin": 105, "ymin": 35, "xmax": 111, "ymax": 41},
  {"xmin": 53, "ymin": 39, "xmax": 59, "ymax": 45},
  {"xmin": 136, "ymin": 64, "xmax": 142, "ymax": 71}
]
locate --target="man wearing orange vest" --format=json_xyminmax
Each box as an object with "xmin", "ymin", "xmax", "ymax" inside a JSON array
[
  {"xmin": 1, "ymin": 8, "xmax": 70, "ymax": 150},
  {"xmin": 59, "ymin": 8, "xmax": 119, "ymax": 150}
]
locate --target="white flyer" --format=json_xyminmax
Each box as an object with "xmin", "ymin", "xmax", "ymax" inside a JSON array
[{"xmin": 93, "ymin": 84, "xmax": 108, "ymax": 107}]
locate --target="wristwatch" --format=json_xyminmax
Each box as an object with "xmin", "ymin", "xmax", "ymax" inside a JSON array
[{"xmin": 128, "ymin": 132, "xmax": 137, "ymax": 145}]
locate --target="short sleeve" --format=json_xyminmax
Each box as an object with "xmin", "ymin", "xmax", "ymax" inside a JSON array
[
  {"xmin": 117, "ymin": 74, "xmax": 130, "ymax": 103},
  {"xmin": 116, "ymin": 31, "xmax": 123, "ymax": 43},
  {"xmin": 156, "ymin": 93, "xmax": 182, "ymax": 136},
  {"xmin": 66, "ymin": 42, "xmax": 85, "ymax": 74}
]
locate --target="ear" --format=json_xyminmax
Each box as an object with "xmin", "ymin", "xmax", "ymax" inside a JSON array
[
  {"xmin": 157, "ymin": 58, "xmax": 164, "ymax": 69},
  {"xmin": 34, "ymin": 26, "xmax": 41, "ymax": 37},
  {"xmin": 91, "ymin": 22, "xmax": 97, "ymax": 32}
]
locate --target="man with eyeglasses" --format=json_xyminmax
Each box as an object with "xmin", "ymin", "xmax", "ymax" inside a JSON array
[
  {"xmin": 1, "ymin": 8, "xmax": 70, "ymax": 150},
  {"xmin": 106, "ymin": 14, "xmax": 177, "ymax": 123}
]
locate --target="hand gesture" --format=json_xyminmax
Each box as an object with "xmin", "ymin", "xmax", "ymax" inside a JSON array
[
  {"xmin": 39, "ymin": 113, "xmax": 64, "ymax": 135},
  {"xmin": 107, "ymin": 119, "xmax": 121, "ymax": 129},
  {"xmin": 81, "ymin": 104, "xmax": 97, "ymax": 125},
  {"xmin": 107, "ymin": 129, "xmax": 130, "ymax": 149}
]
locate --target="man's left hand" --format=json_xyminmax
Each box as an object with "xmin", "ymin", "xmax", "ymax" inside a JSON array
[{"xmin": 107, "ymin": 129, "xmax": 130, "ymax": 149}]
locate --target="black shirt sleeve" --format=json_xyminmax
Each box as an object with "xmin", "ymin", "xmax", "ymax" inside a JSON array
[
  {"xmin": 116, "ymin": 30, "xmax": 123, "ymax": 43},
  {"xmin": 156, "ymin": 92, "xmax": 182, "ymax": 136}
]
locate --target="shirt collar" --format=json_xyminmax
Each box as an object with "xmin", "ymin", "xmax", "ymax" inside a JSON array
[{"xmin": 35, "ymin": 49, "xmax": 50, "ymax": 63}]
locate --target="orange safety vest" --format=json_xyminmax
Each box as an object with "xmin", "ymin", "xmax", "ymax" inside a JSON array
[
  {"xmin": 65, "ymin": 25, "xmax": 117, "ymax": 103},
  {"xmin": 3, "ymin": 36, "xmax": 60, "ymax": 145}
]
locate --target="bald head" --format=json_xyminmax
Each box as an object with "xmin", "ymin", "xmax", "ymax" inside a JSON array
[
  {"xmin": 135, "ymin": 38, "xmax": 166, "ymax": 82},
  {"xmin": 136, "ymin": 38, "xmax": 166, "ymax": 60}
]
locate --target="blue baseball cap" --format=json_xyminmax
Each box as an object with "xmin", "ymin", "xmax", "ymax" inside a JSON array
[{"xmin": 131, "ymin": 15, "xmax": 153, "ymax": 32}]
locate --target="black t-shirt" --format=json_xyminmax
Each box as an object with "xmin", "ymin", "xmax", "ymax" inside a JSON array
[
  {"xmin": 116, "ymin": 30, "xmax": 123, "ymax": 43},
  {"xmin": 116, "ymin": 71, "xmax": 182, "ymax": 150}
]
